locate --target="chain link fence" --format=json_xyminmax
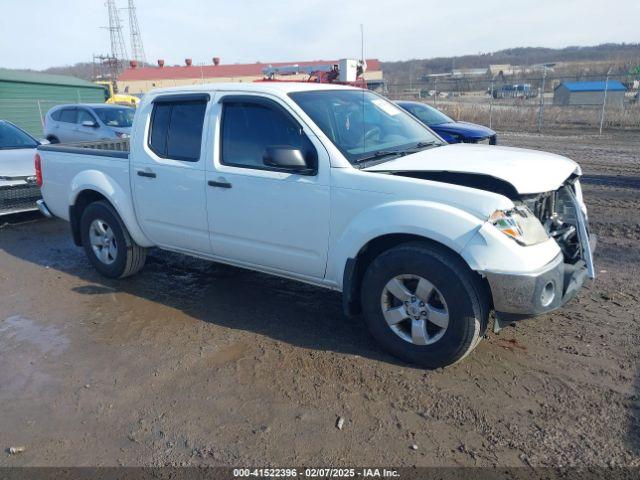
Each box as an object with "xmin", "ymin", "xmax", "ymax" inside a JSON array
[{"xmin": 386, "ymin": 73, "xmax": 640, "ymax": 132}]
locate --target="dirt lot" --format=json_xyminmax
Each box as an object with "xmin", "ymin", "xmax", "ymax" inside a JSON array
[{"xmin": 1, "ymin": 130, "xmax": 639, "ymax": 468}]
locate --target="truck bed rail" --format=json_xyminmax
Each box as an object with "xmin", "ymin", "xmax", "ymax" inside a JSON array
[{"xmin": 38, "ymin": 139, "xmax": 129, "ymax": 159}]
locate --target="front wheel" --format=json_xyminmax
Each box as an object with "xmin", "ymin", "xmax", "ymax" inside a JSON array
[
  {"xmin": 360, "ymin": 242, "xmax": 488, "ymax": 369},
  {"xmin": 80, "ymin": 201, "xmax": 147, "ymax": 278}
]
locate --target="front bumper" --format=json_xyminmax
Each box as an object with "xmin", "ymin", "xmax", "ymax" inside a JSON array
[
  {"xmin": 484, "ymin": 233, "xmax": 596, "ymax": 330},
  {"xmin": 484, "ymin": 253, "xmax": 585, "ymax": 317}
]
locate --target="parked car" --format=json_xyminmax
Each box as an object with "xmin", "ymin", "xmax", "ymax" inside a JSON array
[
  {"xmin": 395, "ymin": 101, "xmax": 497, "ymax": 144},
  {"xmin": 0, "ymin": 120, "xmax": 45, "ymax": 215},
  {"xmin": 36, "ymin": 83, "xmax": 594, "ymax": 368},
  {"xmin": 44, "ymin": 104, "xmax": 134, "ymax": 144}
]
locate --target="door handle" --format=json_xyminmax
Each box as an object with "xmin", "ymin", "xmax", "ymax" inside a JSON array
[
  {"xmin": 208, "ymin": 180, "xmax": 232, "ymax": 189},
  {"xmin": 137, "ymin": 170, "xmax": 156, "ymax": 178}
]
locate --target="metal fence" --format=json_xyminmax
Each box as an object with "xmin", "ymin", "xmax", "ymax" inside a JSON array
[
  {"xmin": 386, "ymin": 73, "xmax": 640, "ymax": 132},
  {"xmin": 0, "ymin": 99, "xmax": 87, "ymax": 138}
]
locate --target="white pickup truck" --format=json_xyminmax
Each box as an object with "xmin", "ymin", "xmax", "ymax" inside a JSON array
[{"xmin": 36, "ymin": 83, "xmax": 595, "ymax": 368}]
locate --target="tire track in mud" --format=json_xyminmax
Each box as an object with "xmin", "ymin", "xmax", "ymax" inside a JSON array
[
  {"xmin": 589, "ymin": 222, "xmax": 640, "ymax": 241},
  {"xmin": 581, "ymin": 174, "xmax": 640, "ymax": 190}
]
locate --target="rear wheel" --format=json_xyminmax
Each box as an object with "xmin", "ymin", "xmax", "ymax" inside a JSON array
[
  {"xmin": 80, "ymin": 201, "xmax": 146, "ymax": 278},
  {"xmin": 360, "ymin": 242, "xmax": 488, "ymax": 368}
]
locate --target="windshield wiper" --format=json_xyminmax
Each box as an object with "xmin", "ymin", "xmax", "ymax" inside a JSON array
[
  {"xmin": 404, "ymin": 140, "xmax": 440, "ymax": 151},
  {"xmin": 354, "ymin": 142, "xmax": 442, "ymax": 168},
  {"xmin": 353, "ymin": 150, "xmax": 405, "ymax": 166}
]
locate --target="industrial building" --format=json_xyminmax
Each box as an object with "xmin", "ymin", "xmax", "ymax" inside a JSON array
[
  {"xmin": 553, "ymin": 80, "xmax": 627, "ymax": 108},
  {"xmin": 116, "ymin": 58, "xmax": 384, "ymax": 94},
  {"xmin": 0, "ymin": 69, "xmax": 106, "ymax": 137}
]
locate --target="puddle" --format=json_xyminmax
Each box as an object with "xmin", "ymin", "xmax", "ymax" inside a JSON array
[{"xmin": 0, "ymin": 315, "xmax": 70, "ymax": 356}]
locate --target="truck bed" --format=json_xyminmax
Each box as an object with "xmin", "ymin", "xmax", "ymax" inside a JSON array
[{"xmin": 37, "ymin": 139, "xmax": 132, "ymax": 222}]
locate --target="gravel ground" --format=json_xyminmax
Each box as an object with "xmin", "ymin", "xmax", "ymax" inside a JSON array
[{"xmin": 0, "ymin": 130, "xmax": 638, "ymax": 468}]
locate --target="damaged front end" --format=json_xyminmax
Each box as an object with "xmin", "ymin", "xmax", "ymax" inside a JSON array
[
  {"xmin": 385, "ymin": 168, "xmax": 595, "ymax": 329},
  {"xmin": 520, "ymin": 177, "xmax": 595, "ymax": 279},
  {"xmin": 488, "ymin": 177, "xmax": 596, "ymax": 331}
]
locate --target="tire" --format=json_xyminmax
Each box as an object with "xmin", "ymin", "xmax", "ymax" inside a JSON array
[
  {"xmin": 360, "ymin": 241, "xmax": 488, "ymax": 369},
  {"xmin": 47, "ymin": 136, "xmax": 60, "ymax": 144},
  {"xmin": 80, "ymin": 200, "xmax": 147, "ymax": 279}
]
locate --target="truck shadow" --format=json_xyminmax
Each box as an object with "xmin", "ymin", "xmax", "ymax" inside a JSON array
[{"xmin": 2, "ymin": 217, "xmax": 409, "ymax": 368}]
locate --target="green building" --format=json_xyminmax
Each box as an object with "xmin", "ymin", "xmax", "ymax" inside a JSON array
[{"xmin": 0, "ymin": 69, "xmax": 106, "ymax": 137}]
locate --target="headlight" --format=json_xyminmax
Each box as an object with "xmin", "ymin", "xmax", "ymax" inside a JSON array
[
  {"xmin": 115, "ymin": 132, "xmax": 129, "ymax": 138},
  {"xmin": 489, "ymin": 206, "xmax": 549, "ymax": 246}
]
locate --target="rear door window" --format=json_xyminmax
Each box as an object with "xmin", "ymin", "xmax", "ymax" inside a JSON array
[
  {"xmin": 77, "ymin": 109, "xmax": 96, "ymax": 125},
  {"xmin": 148, "ymin": 98, "xmax": 207, "ymax": 161}
]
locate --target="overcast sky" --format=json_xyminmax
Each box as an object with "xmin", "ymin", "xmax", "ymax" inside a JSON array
[{"xmin": 1, "ymin": 0, "xmax": 638, "ymax": 70}]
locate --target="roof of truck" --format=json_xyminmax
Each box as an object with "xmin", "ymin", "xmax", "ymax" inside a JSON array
[{"xmin": 146, "ymin": 81, "xmax": 362, "ymax": 97}]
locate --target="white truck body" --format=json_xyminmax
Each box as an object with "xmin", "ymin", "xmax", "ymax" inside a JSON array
[{"xmin": 37, "ymin": 82, "xmax": 594, "ymax": 367}]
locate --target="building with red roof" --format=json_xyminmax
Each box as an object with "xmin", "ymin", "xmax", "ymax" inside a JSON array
[{"xmin": 116, "ymin": 58, "xmax": 383, "ymax": 94}]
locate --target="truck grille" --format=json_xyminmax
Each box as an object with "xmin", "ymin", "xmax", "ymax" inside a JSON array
[
  {"xmin": 0, "ymin": 183, "xmax": 41, "ymax": 215},
  {"xmin": 526, "ymin": 182, "xmax": 595, "ymax": 278}
]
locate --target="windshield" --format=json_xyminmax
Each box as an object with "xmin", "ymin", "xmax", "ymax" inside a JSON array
[
  {"xmin": 93, "ymin": 107, "xmax": 135, "ymax": 128},
  {"xmin": 401, "ymin": 103, "xmax": 453, "ymax": 126},
  {"xmin": 0, "ymin": 122, "xmax": 38, "ymax": 149},
  {"xmin": 289, "ymin": 90, "xmax": 443, "ymax": 164}
]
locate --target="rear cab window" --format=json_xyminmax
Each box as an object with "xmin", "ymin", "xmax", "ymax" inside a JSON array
[{"xmin": 148, "ymin": 94, "xmax": 208, "ymax": 161}]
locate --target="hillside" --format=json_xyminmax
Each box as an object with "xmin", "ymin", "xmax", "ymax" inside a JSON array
[{"xmin": 381, "ymin": 43, "xmax": 640, "ymax": 84}]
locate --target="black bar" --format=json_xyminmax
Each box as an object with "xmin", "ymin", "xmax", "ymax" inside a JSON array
[
  {"xmin": 208, "ymin": 180, "xmax": 232, "ymax": 188},
  {"xmin": 137, "ymin": 171, "xmax": 156, "ymax": 178}
]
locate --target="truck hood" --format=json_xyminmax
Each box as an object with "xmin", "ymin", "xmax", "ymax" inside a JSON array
[
  {"xmin": 364, "ymin": 143, "xmax": 579, "ymax": 195},
  {"xmin": 0, "ymin": 148, "xmax": 36, "ymax": 179}
]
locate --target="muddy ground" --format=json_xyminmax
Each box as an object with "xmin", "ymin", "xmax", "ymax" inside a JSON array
[{"xmin": 1, "ymin": 130, "xmax": 639, "ymax": 468}]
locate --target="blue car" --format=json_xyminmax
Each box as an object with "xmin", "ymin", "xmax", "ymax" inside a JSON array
[{"xmin": 395, "ymin": 101, "xmax": 497, "ymax": 145}]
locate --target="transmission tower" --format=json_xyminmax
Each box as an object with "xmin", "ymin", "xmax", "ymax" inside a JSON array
[
  {"xmin": 106, "ymin": 0, "xmax": 128, "ymax": 64},
  {"xmin": 127, "ymin": 0, "xmax": 147, "ymax": 65}
]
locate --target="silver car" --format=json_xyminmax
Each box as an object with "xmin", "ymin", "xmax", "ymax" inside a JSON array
[
  {"xmin": 44, "ymin": 104, "xmax": 134, "ymax": 144},
  {"xmin": 0, "ymin": 120, "xmax": 43, "ymax": 215}
]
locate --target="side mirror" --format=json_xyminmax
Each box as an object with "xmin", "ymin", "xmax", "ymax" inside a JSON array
[
  {"xmin": 82, "ymin": 120, "xmax": 98, "ymax": 128},
  {"xmin": 263, "ymin": 146, "xmax": 315, "ymax": 173}
]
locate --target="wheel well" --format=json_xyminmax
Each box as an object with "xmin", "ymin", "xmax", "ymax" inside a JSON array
[
  {"xmin": 342, "ymin": 234, "xmax": 491, "ymax": 317},
  {"xmin": 69, "ymin": 190, "xmax": 108, "ymax": 246}
]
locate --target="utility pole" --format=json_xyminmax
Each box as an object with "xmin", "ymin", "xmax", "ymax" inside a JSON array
[
  {"xmin": 127, "ymin": 0, "xmax": 147, "ymax": 65},
  {"xmin": 489, "ymin": 78, "xmax": 495, "ymax": 129},
  {"xmin": 537, "ymin": 68, "xmax": 547, "ymax": 132},
  {"xmin": 536, "ymin": 63, "xmax": 555, "ymax": 132},
  {"xmin": 599, "ymin": 68, "xmax": 612, "ymax": 135},
  {"xmin": 433, "ymin": 78, "xmax": 437, "ymax": 107}
]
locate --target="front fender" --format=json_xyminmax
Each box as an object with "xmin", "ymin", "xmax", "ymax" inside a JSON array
[
  {"xmin": 69, "ymin": 170, "xmax": 153, "ymax": 247},
  {"xmin": 327, "ymin": 200, "xmax": 484, "ymax": 289}
]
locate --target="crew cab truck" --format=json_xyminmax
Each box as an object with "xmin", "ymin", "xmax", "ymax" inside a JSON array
[{"xmin": 36, "ymin": 83, "xmax": 595, "ymax": 368}]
